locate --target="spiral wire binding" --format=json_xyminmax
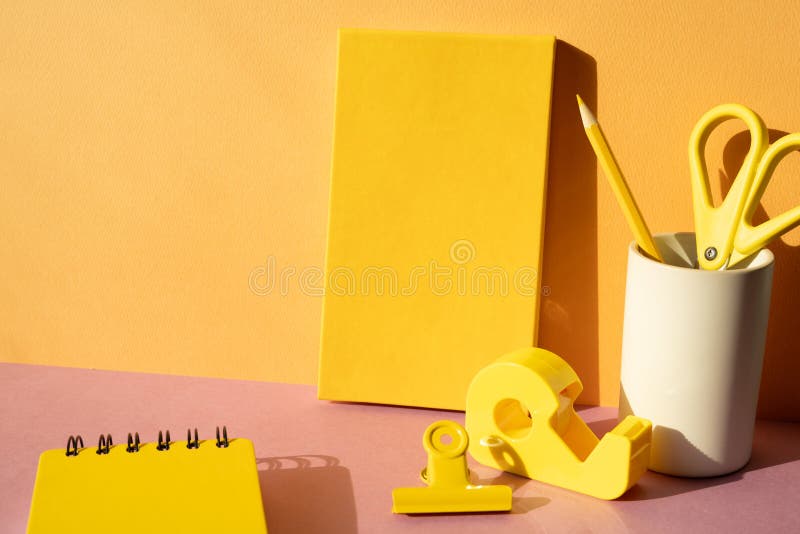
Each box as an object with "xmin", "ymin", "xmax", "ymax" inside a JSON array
[
  {"xmin": 126, "ymin": 432, "xmax": 140, "ymax": 453},
  {"xmin": 156, "ymin": 430, "xmax": 171, "ymax": 451},
  {"xmin": 96, "ymin": 434, "xmax": 113, "ymax": 455},
  {"xmin": 216, "ymin": 426, "xmax": 229, "ymax": 448},
  {"xmin": 186, "ymin": 428, "xmax": 200, "ymax": 449},
  {"xmin": 65, "ymin": 435, "xmax": 84, "ymax": 457},
  {"xmin": 66, "ymin": 427, "xmax": 231, "ymax": 455}
]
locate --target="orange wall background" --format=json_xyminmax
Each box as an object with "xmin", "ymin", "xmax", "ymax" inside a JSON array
[{"xmin": 2, "ymin": 1, "xmax": 800, "ymax": 419}]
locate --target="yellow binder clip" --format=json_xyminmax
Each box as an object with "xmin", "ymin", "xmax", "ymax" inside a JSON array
[
  {"xmin": 465, "ymin": 347, "xmax": 652, "ymax": 500},
  {"xmin": 391, "ymin": 420, "xmax": 512, "ymax": 514}
]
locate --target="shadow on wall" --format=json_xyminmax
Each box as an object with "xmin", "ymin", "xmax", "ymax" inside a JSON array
[
  {"xmin": 721, "ymin": 130, "xmax": 800, "ymax": 421},
  {"xmin": 258, "ymin": 455, "xmax": 358, "ymax": 534},
  {"xmin": 538, "ymin": 41, "xmax": 599, "ymax": 404}
]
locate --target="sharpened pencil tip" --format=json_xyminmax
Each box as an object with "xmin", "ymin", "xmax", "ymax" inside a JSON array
[{"xmin": 576, "ymin": 94, "xmax": 597, "ymax": 128}]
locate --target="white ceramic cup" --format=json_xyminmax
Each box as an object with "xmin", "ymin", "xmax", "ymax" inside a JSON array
[{"xmin": 618, "ymin": 232, "xmax": 774, "ymax": 477}]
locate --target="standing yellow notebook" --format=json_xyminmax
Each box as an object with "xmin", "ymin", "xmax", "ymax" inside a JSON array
[
  {"xmin": 319, "ymin": 30, "xmax": 556, "ymax": 410},
  {"xmin": 27, "ymin": 429, "xmax": 267, "ymax": 533}
]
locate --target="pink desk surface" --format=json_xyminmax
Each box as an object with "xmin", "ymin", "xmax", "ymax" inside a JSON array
[{"xmin": 2, "ymin": 363, "xmax": 799, "ymax": 533}]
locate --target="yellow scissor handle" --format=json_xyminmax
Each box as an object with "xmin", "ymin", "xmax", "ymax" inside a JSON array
[
  {"xmin": 689, "ymin": 103, "xmax": 768, "ymax": 269},
  {"xmin": 728, "ymin": 133, "xmax": 800, "ymax": 267}
]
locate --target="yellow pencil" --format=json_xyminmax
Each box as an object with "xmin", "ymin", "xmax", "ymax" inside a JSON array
[{"xmin": 577, "ymin": 95, "xmax": 663, "ymax": 262}]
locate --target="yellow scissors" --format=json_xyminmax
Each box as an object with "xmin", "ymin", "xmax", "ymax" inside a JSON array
[{"xmin": 690, "ymin": 103, "xmax": 800, "ymax": 270}]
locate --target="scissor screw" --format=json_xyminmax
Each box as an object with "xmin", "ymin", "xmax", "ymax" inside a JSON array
[{"xmin": 704, "ymin": 247, "xmax": 717, "ymax": 261}]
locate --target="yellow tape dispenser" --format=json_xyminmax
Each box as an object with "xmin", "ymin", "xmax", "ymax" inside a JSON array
[
  {"xmin": 391, "ymin": 420, "xmax": 512, "ymax": 514},
  {"xmin": 465, "ymin": 347, "xmax": 652, "ymax": 500}
]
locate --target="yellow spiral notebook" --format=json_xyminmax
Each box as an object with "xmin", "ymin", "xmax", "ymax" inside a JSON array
[{"xmin": 27, "ymin": 428, "xmax": 268, "ymax": 533}]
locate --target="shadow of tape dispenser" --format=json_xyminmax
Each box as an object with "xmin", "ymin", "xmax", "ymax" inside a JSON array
[{"xmin": 466, "ymin": 347, "xmax": 652, "ymax": 500}]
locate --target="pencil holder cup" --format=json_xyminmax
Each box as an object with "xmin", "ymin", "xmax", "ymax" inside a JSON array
[{"xmin": 618, "ymin": 232, "xmax": 774, "ymax": 477}]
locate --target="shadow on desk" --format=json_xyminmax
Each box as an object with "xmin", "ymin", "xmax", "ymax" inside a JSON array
[
  {"xmin": 258, "ymin": 455, "xmax": 357, "ymax": 534},
  {"xmin": 474, "ymin": 469, "xmax": 550, "ymax": 514},
  {"xmin": 584, "ymin": 419, "xmax": 800, "ymax": 501},
  {"xmin": 472, "ymin": 418, "xmax": 800, "ymax": 504}
]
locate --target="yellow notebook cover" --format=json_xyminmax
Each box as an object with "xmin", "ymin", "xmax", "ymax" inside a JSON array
[
  {"xmin": 319, "ymin": 29, "xmax": 556, "ymax": 410},
  {"xmin": 27, "ymin": 432, "xmax": 267, "ymax": 533}
]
